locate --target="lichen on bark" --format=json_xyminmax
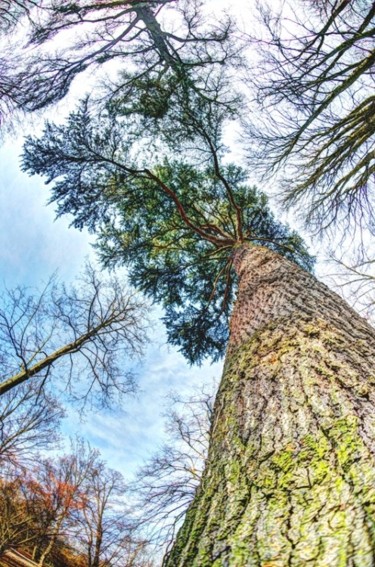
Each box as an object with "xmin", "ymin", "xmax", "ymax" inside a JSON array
[{"xmin": 164, "ymin": 246, "xmax": 375, "ymax": 567}]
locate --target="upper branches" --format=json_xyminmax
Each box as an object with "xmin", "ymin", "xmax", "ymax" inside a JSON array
[
  {"xmin": 245, "ymin": 0, "xmax": 375, "ymax": 233},
  {"xmin": 0, "ymin": 0, "xmax": 38, "ymax": 32},
  {"xmin": 1, "ymin": 0, "xmax": 239, "ymax": 120}
]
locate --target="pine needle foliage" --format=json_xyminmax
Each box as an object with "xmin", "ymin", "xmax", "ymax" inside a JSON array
[{"xmin": 22, "ymin": 81, "xmax": 314, "ymax": 364}]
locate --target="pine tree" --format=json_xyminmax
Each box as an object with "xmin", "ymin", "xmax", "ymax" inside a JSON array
[{"xmin": 22, "ymin": 71, "xmax": 375, "ymax": 566}]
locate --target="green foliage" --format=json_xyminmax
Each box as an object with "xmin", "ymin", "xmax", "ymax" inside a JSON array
[{"xmin": 22, "ymin": 94, "xmax": 314, "ymax": 364}]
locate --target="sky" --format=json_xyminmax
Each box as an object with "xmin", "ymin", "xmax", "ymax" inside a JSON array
[
  {"xmin": 0, "ymin": 139, "xmax": 92, "ymax": 287},
  {"xmin": 0, "ymin": 133, "xmax": 222, "ymax": 478}
]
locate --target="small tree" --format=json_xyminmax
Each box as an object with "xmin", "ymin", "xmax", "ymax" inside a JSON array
[
  {"xmin": 72, "ymin": 460, "xmax": 132, "ymax": 567},
  {"xmin": 0, "ymin": 439, "xmax": 154, "ymax": 566},
  {"xmin": 0, "ymin": 384, "xmax": 63, "ymax": 469},
  {"xmin": 328, "ymin": 245, "xmax": 375, "ymax": 324},
  {"xmin": 0, "ymin": 473, "xmax": 41, "ymax": 556},
  {"xmin": 31, "ymin": 440, "xmax": 100, "ymax": 566},
  {"xmin": 133, "ymin": 386, "xmax": 215, "ymax": 556}
]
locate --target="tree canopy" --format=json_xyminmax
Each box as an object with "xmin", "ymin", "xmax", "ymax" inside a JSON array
[
  {"xmin": 0, "ymin": 0, "xmax": 238, "ymax": 125},
  {"xmin": 22, "ymin": 78, "xmax": 314, "ymax": 363}
]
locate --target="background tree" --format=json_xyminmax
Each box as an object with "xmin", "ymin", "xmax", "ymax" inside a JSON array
[
  {"xmin": 0, "ymin": 0, "xmax": 238, "ymax": 128},
  {"xmin": 0, "ymin": 439, "xmax": 152, "ymax": 566},
  {"xmin": 72, "ymin": 458, "xmax": 139, "ymax": 567},
  {"xmin": 0, "ymin": 266, "xmax": 148, "ymax": 408},
  {"xmin": 327, "ymin": 246, "xmax": 375, "ymax": 324},
  {"xmin": 133, "ymin": 386, "xmax": 215, "ymax": 556},
  {"xmin": 0, "ymin": 384, "xmax": 63, "ymax": 470},
  {"xmin": 0, "ymin": 473, "xmax": 42, "ymax": 556},
  {"xmin": 245, "ymin": 0, "xmax": 375, "ymax": 232},
  {"xmin": 30, "ymin": 440, "xmax": 97, "ymax": 566}
]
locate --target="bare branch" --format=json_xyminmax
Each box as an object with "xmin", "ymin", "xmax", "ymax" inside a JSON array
[{"xmin": 0, "ymin": 265, "xmax": 149, "ymax": 409}]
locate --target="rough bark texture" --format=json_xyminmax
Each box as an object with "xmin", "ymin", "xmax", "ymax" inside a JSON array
[{"xmin": 164, "ymin": 245, "xmax": 375, "ymax": 567}]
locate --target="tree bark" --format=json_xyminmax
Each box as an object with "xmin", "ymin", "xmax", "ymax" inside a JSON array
[{"xmin": 164, "ymin": 244, "xmax": 375, "ymax": 567}]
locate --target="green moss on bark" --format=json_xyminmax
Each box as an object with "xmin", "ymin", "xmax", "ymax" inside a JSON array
[{"xmin": 165, "ymin": 316, "xmax": 375, "ymax": 567}]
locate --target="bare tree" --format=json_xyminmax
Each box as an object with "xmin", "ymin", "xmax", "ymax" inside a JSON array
[
  {"xmin": 0, "ymin": 439, "xmax": 96, "ymax": 563},
  {"xmin": 0, "ymin": 0, "xmax": 237, "ymax": 130},
  {"xmin": 0, "ymin": 266, "xmax": 148, "ymax": 409},
  {"xmin": 71, "ymin": 459, "xmax": 141, "ymax": 567},
  {"xmin": 0, "ymin": 439, "xmax": 156, "ymax": 566},
  {"xmin": 133, "ymin": 384, "xmax": 215, "ymax": 556},
  {"xmin": 0, "ymin": 473, "xmax": 42, "ymax": 556},
  {"xmin": 0, "ymin": 1, "xmax": 38, "ymax": 31},
  {"xmin": 327, "ymin": 244, "xmax": 375, "ymax": 324},
  {"xmin": 32, "ymin": 440, "xmax": 101, "ymax": 566},
  {"xmin": 0, "ymin": 384, "xmax": 63, "ymax": 469},
  {"xmin": 245, "ymin": 0, "xmax": 375, "ymax": 232},
  {"xmin": 0, "ymin": 1, "xmax": 39, "ymax": 130}
]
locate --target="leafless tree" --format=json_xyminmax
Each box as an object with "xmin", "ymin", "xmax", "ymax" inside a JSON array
[
  {"xmin": 0, "ymin": 384, "xmax": 63, "ymax": 469},
  {"xmin": 0, "ymin": 474, "xmax": 41, "ymax": 556},
  {"xmin": 245, "ymin": 0, "xmax": 375, "ymax": 233},
  {"xmin": 327, "ymin": 243, "xmax": 375, "ymax": 324},
  {"xmin": 132, "ymin": 384, "xmax": 216, "ymax": 557},
  {"xmin": 70, "ymin": 458, "xmax": 146, "ymax": 567},
  {"xmin": 32, "ymin": 439, "xmax": 102, "ymax": 566},
  {"xmin": 0, "ymin": 0, "xmax": 237, "ymax": 128},
  {"xmin": 0, "ymin": 1, "xmax": 38, "ymax": 30},
  {"xmin": 0, "ymin": 265, "xmax": 148, "ymax": 409}
]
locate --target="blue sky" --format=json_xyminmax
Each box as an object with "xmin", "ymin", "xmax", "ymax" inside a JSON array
[
  {"xmin": 0, "ymin": 138, "xmax": 93, "ymax": 287},
  {"xmin": 0, "ymin": 135, "xmax": 222, "ymax": 479}
]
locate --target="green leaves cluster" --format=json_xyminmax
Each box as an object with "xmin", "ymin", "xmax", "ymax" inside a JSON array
[{"xmin": 23, "ymin": 98, "xmax": 313, "ymax": 363}]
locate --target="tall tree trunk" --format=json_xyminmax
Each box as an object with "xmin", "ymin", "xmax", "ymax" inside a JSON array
[{"xmin": 165, "ymin": 245, "xmax": 375, "ymax": 567}]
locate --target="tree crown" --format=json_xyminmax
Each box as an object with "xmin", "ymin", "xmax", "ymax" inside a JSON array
[{"xmin": 23, "ymin": 89, "xmax": 314, "ymax": 363}]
